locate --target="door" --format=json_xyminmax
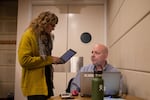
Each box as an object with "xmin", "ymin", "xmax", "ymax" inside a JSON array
[{"xmin": 32, "ymin": 5, "xmax": 104, "ymax": 72}]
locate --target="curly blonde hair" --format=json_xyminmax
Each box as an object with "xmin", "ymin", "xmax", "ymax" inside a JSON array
[{"xmin": 29, "ymin": 11, "xmax": 58, "ymax": 35}]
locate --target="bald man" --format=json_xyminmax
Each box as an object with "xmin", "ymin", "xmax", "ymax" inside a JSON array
[{"xmin": 70, "ymin": 43, "xmax": 125, "ymax": 96}]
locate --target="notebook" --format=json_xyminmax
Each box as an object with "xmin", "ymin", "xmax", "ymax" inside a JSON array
[
  {"xmin": 60, "ymin": 49, "xmax": 76, "ymax": 64},
  {"xmin": 80, "ymin": 72, "xmax": 121, "ymax": 97}
]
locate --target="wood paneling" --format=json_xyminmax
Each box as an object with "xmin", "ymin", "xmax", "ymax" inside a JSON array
[{"xmin": 0, "ymin": 40, "xmax": 16, "ymax": 44}]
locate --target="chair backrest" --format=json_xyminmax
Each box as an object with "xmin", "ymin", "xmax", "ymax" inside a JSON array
[{"xmin": 66, "ymin": 78, "xmax": 74, "ymax": 93}]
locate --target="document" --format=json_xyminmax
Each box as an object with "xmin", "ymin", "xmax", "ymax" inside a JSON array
[{"xmin": 104, "ymin": 97, "xmax": 125, "ymax": 100}]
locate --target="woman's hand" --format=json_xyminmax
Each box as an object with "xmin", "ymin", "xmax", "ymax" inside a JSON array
[{"xmin": 52, "ymin": 56, "xmax": 63, "ymax": 64}]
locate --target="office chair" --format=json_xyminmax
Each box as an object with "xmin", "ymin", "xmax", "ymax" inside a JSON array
[{"xmin": 65, "ymin": 78, "xmax": 74, "ymax": 93}]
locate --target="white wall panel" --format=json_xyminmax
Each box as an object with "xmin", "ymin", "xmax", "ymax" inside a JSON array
[
  {"xmin": 109, "ymin": 13, "xmax": 150, "ymax": 72},
  {"xmin": 108, "ymin": 41, "xmax": 121, "ymax": 68},
  {"xmin": 119, "ymin": 0, "xmax": 150, "ymax": 39},
  {"xmin": 107, "ymin": 0, "xmax": 124, "ymax": 27},
  {"xmin": 53, "ymin": 72, "xmax": 66, "ymax": 96},
  {"xmin": 107, "ymin": 0, "xmax": 150, "ymax": 99},
  {"xmin": 68, "ymin": 5, "xmax": 104, "ymax": 65},
  {"xmin": 121, "ymin": 70, "xmax": 150, "ymax": 100},
  {"xmin": 107, "ymin": 13, "xmax": 120, "ymax": 46},
  {"xmin": 108, "ymin": 0, "xmax": 150, "ymax": 46},
  {"xmin": 120, "ymin": 14, "xmax": 150, "ymax": 71},
  {"xmin": 15, "ymin": 0, "xmax": 31, "ymax": 99}
]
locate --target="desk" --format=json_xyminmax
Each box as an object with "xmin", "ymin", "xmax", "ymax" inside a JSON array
[{"xmin": 48, "ymin": 95, "xmax": 144, "ymax": 100}]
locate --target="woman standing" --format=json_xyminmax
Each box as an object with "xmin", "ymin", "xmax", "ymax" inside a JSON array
[{"xmin": 18, "ymin": 11, "xmax": 62, "ymax": 100}]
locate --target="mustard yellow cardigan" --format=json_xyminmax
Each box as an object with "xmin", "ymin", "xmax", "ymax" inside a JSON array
[{"xmin": 18, "ymin": 28, "xmax": 53, "ymax": 96}]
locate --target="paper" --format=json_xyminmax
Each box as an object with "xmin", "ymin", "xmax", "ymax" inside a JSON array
[{"xmin": 104, "ymin": 97, "xmax": 125, "ymax": 100}]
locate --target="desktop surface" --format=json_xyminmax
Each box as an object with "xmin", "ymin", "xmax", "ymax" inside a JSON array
[{"xmin": 48, "ymin": 95, "xmax": 144, "ymax": 100}]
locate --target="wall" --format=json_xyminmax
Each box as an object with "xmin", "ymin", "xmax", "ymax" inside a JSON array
[
  {"xmin": 0, "ymin": 0, "xmax": 17, "ymax": 98},
  {"xmin": 107, "ymin": 0, "xmax": 150, "ymax": 99}
]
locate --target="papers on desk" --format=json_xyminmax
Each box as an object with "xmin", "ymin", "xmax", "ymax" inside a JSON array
[
  {"xmin": 104, "ymin": 97, "xmax": 125, "ymax": 100},
  {"xmin": 60, "ymin": 93, "xmax": 74, "ymax": 99}
]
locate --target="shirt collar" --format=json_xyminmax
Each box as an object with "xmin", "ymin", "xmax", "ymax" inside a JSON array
[{"xmin": 93, "ymin": 61, "xmax": 108, "ymax": 71}]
